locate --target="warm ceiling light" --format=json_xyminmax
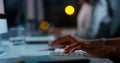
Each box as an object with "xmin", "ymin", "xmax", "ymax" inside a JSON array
[{"xmin": 65, "ymin": 5, "xmax": 75, "ymax": 15}]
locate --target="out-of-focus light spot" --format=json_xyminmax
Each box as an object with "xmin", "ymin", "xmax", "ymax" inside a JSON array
[
  {"xmin": 39, "ymin": 21, "xmax": 49, "ymax": 32},
  {"xmin": 65, "ymin": 5, "xmax": 75, "ymax": 15}
]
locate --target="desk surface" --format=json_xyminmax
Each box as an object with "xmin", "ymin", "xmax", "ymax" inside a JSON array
[{"xmin": 0, "ymin": 44, "xmax": 113, "ymax": 63}]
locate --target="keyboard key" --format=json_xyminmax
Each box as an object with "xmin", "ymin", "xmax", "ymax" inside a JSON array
[{"xmin": 50, "ymin": 48, "xmax": 90, "ymax": 57}]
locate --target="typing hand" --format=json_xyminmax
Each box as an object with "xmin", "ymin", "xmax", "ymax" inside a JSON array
[
  {"xmin": 48, "ymin": 35, "xmax": 84, "ymax": 53},
  {"xmin": 49, "ymin": 35, "xmax": 116, "ymax": 58},
  {"xmin": 62, "ymin": 39, "xmax": 116, "ymax": 58},
  {"xmin": 49, "ymin": 35, "xmax": 78, "ymax": 48}
]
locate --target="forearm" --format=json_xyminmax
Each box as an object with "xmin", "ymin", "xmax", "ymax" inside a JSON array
[
  {"xmin": 114, "ymin": 47, "xmax": 120, "ymax": 59},
  {"xmin": 104, "ymin": 38, "xmax": 120, "ymax": 46},
  {"xmin": 91, "ymin": 38, "xmax": 120, "ymax": 46},
  {"xmin": 93, "ymin": 38, "xmax": 120, "ymax": 61}
]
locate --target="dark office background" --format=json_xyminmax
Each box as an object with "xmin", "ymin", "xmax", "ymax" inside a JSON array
[
  {"xmin": 43, "ymin": 0, "xmax": 79, "ymax": 28},
  {"xmin": 3, "ymin": 0, "xmax": 80, "ymax": 29},
  {"xmin": 4, "ymin": 0, "xmax": 25, "ymax": 28}
]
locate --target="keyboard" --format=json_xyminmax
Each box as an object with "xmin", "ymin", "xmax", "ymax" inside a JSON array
[{"xmin": 50, "ymin": 48, "xmax": 89, "ymax": 57}]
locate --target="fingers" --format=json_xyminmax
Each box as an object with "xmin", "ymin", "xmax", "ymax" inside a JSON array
[
  {"xmin": 69, "ymin": 46, "xmax": 82, "ymax": 53},
  {"xmin": 49, "ymin": 35, "xmax": 76, "ymax": 47},
  {"xmin": 64, "ymin": 42, "xmax": 81, "ymax": 53},
  {"xmin": 49, "ymin": 37, "xmax": 63, "ymax": 46},
  {"xmin": 64, "ymin": 42, "xmax": 77, "ymax": 52},
  {"xmin": 64, "ymin": 46, "xmax": 81, "ymax": 53},
  {"xmin": 60, "ymin": 45, "xmax": 66, "ymax": 48}
]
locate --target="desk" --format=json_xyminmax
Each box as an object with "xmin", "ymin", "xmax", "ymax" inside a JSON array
[{"xmin": 0, "ymin": 44, "xmax": 113, "ymax": 63}]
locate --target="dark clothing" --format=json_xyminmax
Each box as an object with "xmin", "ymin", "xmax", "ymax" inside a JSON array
[
  {"xmin": 109, "ymin": 0, "xmax": 120, "ymax": 37},
  {"xmin": 96, "ymin": 0, "xmax": 120, "ymax": 38}
]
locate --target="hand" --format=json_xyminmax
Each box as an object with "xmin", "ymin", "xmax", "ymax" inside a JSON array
[
  {"xmin": 64, "ymin": 43, "xmax": 116, "ymax": 58},
  {"xmin": 62, "ymin": 38, "xmax": 116, "ymax": 58},
  {"xmin": 49, "ymin": 35, "xmax": 118, "ymax": 58},
  {"xmin": 58, "ymin": 37, "xmax": 116, "ymax": 58},
  {"xmin": 49, "ymin": 35, "xmax": 78, "ymax": 48},
  {"xmin": 49, "ymin": 35, "xmax": 88, "ymax": 53},
  {"xmin": 49, "ymin": 35, "xmax": 102, "ymax": 52},
  {"xmin": 62, "ymin": 39, "xmax": 104, "ymax": 53}
]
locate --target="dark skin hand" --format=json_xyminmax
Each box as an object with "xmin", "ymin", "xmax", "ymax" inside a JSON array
[
  {"xmin": 49, "ymin": 35, "xmax": 78, "ymax": 48},
  {"xmin": 49, "ymin": 35, "xmax": 117, "ymax": 58}
]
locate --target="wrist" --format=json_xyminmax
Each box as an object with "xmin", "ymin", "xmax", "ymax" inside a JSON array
[
  {"xmin": 89, "ymin": 39, "xmax": 104, "ymax": 44},
  {"xmin": 101, "ymin": 38, "xmax": 107, "ymax": 45},
  {"xmin": 111, "ymin": 47, "xmax": 117, "ymax": 56}
]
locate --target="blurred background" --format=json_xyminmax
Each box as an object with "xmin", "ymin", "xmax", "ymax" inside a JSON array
[
  {"xmin": 4, "ymin": 0, "xmax": 79, "ymax": 28},
  {"xmin": 1, "ymin": 0, "xmax": 120, "ymax": 39},
  {"xmin": 2, "ymin": 0, "xmax": 80, "ymax": 36},
  {"xmin": 1, "ymin": 0, "xmax": 119, "ymax": 62}
]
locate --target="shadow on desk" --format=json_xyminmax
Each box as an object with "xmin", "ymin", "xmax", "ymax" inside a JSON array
[
  {"xmin": 22, "ymin": 55, "xmax": 90, "ymax": 63},
  {"xmin": 39, "ymin": 59, "xmax": 90, "ymax": 63}
]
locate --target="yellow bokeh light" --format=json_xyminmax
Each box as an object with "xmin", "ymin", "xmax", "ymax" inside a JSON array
[
  {"xmin": 65, "ymin": 5, "xmax": 75, "ymax": 15},
  {"xmin": 39, "ymin": 21, "xmax": 49, "ymax": 32}
]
